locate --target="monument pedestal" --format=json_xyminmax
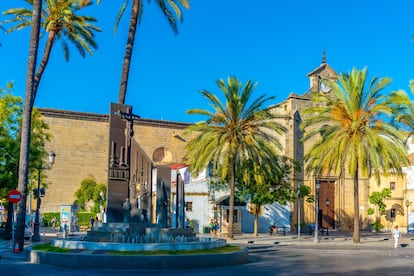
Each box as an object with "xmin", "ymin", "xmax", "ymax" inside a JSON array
[{"xmin": 85, "ymin": 223, "xmax": 195, "ymax": 243}]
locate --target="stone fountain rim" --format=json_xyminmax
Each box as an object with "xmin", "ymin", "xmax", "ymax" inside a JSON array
[{"xmin": 51, "ymin": 237, "xmax": 227, "ymax": 251}]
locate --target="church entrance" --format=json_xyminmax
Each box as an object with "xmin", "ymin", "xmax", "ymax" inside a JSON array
[{"xmin": 319, "ymin": 180, "xmax": 335, "ymax": 229}]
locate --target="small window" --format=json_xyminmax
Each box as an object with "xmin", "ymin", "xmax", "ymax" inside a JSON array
[
  {"xmin": 185, "ymin": 202, "xmax": 193, "ymax": 212},
  {"xmin": 390, "ymin": 182, "xmax": 396, "ymax": 190},
  {"xmin": 390, "ymin": 208, "xmax": 396, "ymax": 218}
]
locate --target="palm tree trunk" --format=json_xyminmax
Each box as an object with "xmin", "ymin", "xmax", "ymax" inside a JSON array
[
  {"xmin": 352, "ymin": 164, "xmax": 360, "ymax": 243},
  {"xmin": 118, "ymin": 0, "xmax": 140, "ymax": 104},
  {"xmin": 32, "ymin": 31, "xmax": 56, "ymax": 104},
  {"xmin": 227, "ymin": 153, "xmax": 236, "ymax": 239},
  {"xmin": 254, "ymin": 207, "xmax": 259, "ymax": 237},
  {"xmin": 16, "ymin": 0, "xmax": 42, "ymax": 252}
]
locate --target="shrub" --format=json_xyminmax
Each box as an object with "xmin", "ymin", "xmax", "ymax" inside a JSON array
[
  {"xmin": 42, "ymin": 211, "xmax": 96, "ymax": 228},
  {"xmin": 42, "ymin": 212, "xmax": 60, "ymax": 227}
]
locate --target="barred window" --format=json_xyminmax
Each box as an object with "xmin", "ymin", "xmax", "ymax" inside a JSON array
[{"xmin": 185, "ymin": 202, "xmax": 193, "ymax": 212}]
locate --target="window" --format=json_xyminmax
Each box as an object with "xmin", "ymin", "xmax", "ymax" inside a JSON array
[
  {"xmin": 390, "ymin": 182, "xmax": 396, "ymax": 190},
  {"xmin": 185, "ymin": 201, "xmax": 193, "ymax": 212},
  {"xmin": 390, "ymin": 208, "xmax": 396, "ymax": 218}
]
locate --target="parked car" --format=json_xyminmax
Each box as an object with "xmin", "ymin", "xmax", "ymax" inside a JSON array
[
  {"xmin": 11, "ymin": 223, "xmax": 32, "ymax": 240},
  {"xmin": 24, "ymin": 223, "xmax": 32, "ymax": 240}
]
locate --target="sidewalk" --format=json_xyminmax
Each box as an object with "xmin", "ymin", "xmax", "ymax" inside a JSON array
[
  {"xmin": 0, "ymin": 227, "xmax": 80, "ymax": 262},
  {"xmin": 225, "ymin": 230, "xmax": 414, "ymax": 249}
]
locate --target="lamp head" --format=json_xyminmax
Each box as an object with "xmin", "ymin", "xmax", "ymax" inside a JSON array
[{"xmin": 48, "ymin": 150, "xmax": 56, "ymax": 166}]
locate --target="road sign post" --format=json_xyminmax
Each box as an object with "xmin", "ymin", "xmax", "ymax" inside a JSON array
[
  {"xmin": 7, "ymin": 190, "xmax": 22, "ymax": 204},
  {"xmin": 8, "ymin": 190, "xmax": 22, "ymax": 253}
]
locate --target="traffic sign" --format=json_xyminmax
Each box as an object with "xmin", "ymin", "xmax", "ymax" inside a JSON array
[{"xmin": 7, "ymin": 190, "xmax": 22, "ymax": 204}]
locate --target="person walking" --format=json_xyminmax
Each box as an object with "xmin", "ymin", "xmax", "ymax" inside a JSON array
[
  {"xmin": 51, "ymin": 217, "xmax": 57, "ymax": 231},
  {"xmin": 392, "ymin": 225, "xmax": 402, "ymax": 248}
]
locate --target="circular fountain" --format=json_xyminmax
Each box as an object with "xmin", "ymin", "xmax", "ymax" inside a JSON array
[{"xmin": 30, "ymin": 222, "xmax": 248, "ymax": 269}]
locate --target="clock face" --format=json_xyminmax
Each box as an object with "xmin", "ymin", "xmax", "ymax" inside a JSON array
[{"xmin": 320, "ymin": 82, "xmax": 330, "ymax": 93}]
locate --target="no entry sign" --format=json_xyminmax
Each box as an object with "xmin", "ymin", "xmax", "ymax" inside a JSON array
[{"xmin": 7, "ymin": 190, "xmax": 22, "ymax": 204}]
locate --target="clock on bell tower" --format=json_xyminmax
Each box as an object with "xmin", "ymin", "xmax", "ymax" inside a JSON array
[{"xmin": 307, "ymin": 50, "xmax": 338, "ymax": 94}]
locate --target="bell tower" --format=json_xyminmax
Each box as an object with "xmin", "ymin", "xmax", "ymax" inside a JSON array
[{"xmin": 307, "ymin": 50, "xmax": 338, "ymax": 93}]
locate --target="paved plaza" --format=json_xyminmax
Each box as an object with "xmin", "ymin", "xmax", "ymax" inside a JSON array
[{"xmin": 1, "ymin": 229, "xmax": 414, "ymax": 275}]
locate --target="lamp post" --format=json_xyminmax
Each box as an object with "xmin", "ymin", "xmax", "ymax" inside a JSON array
[
  {"xmin": 406, "ymin": 200, "xmax": 411, "ymax": 235},
  {"xmin": 297, "ymin": 181, "xmax": 301, "ymax": 241},
  {"xmin": 325, "ymin": 198, "xmax": 330, "ymax": 235},
  {"xmin": 32, "ymin": 151, "xmax": 56, "ymax": 242},
  {"xmin": 314, "ymin": 179, "xmax": 320, "ymax": 243}
]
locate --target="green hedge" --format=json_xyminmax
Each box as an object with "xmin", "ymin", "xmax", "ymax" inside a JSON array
[
  {"xmin": 43, "ymin": 212, "xmax": 60, "ymax": 227},
  {"xmin": 43, "ymin": 212, "xmax": 96, "ymax": 228}
]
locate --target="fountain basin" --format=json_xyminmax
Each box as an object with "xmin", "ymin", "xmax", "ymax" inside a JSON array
[
  {"xmin": 51, "ymin": 237, "xmax": 226, "ymax": 251},
  {"xmin": 30, "ymin": 238, "xmax": 248, "ymax": 269}
]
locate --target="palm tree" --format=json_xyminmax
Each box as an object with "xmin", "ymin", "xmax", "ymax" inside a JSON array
[
  {"xmin": 108, "ymin": 0, "xmax": 190, "ymax": 104},
  {"xmin": 2, "ymin": 0, "xmax": 101, "ymax": 103},
  {"xmin": 3, "ymin": 0, "xmax": 99, "ymax": 251},
  {"xmin": 184, "ymin": 76, "xmax": 287, "ymax": 239},
  {"xmin": 390, "ymin": 81, "xmax": 414, "ymax": 136},
  {"xmin": 14, "ymin": 0, "xmax": 42, "ymax": 252},
  {"xmin": 301, "ymin": 67, "xmax": 409, "ymax": 243}
]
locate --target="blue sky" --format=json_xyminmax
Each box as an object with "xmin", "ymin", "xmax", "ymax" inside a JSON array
[{"xmin": 1, "ymin": 0, "xmax": 414, "ymax": 123}]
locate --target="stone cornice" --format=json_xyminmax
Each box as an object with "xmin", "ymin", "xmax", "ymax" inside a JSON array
[{"xmin": 38, "ymin": 108, "xmax": 192, "ymax": 129}]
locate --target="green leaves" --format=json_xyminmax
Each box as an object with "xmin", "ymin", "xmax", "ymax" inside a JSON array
[
  {"xmin": 185, "ymin": 76, "xmax": 289, "ymax": 237},
  {"xmin": 0, "ymin": 83, "xmax": 50, "ymax": 199},
  {"xmin": 301, "ymin": 67, "xmax": 409, "ymax": 179},
  {"xmin": 73, "ymin": 176, "xmax": 106, "ymax": 213}
]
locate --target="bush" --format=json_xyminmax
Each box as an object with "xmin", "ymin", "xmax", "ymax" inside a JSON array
[
  {"xmin": 371, "ymin": 221, "xmax": 383, "ymax": 232},
  {"xmin": 43, "ymin": 212, "xmax": 60, "ymax": 227},
  {"xmin": 42, "ymin": 212, "xmax": 96, "ymax": 228},
  {"xmin": 77, "ymin": 212, "xmax": 96, "ymax": 227}
]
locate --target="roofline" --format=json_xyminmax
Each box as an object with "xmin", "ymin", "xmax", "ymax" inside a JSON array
[{"xmin": 38, "ymin": 108, "xmax": 193, "ymax": 129}]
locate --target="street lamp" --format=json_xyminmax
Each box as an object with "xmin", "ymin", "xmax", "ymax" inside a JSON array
[
  {"xmin": 325, "ymin": 198, "xmax": 330, "ymax": 235},
  {"xmin": 297, "ymin": 181, "xmax": 302, "ymax": 241},
  {"xmin": 32, "ymin": 151, "xmax": 56, "ymax": 242},
  {"xmin": 406, "ymin": 200, "xmax": 411, "ymax": 235},
  {"xmin": 314, "ymin": 179, "xmax": 320, "ymax": 243}
]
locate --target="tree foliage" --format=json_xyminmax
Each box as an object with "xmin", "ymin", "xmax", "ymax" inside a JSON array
[
  {"xmin": 107, "ymin": 0, "xmax": 190, "ymax": 104},
  {"xmin": 185, "ymin": 76, "xmax": 288, "ymax": 238},
  {"xmin": 368, "ymin": 188, "xmax": 392, "ymax": 215},
  {"xmin": 0, "ymin": 83, "xmax": 50, "ymax": 200},
  {"xmin": 301, "ymin": 67, "xmax": 409, "ymax": 243},
  {"xmin": 74, "ymin": 176, "xmax": 106, "ymax": 213},
  {"xmin": 236, "ymin": 157, "xmax": 299, "ymax": 236},
  {"xmin": 1, "ymin": 0, "xmax": 101, "ymax": 100}
]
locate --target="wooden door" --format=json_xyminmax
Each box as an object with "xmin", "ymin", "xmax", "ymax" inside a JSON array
[{"xmin": 319, "ymin": 180, "xmax": 335, "ymax": 229}]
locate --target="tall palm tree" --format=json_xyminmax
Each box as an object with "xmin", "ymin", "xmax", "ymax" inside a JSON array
[
  {"xmin": 301, "ymin": 67, "xmax": 409, "ymax": 243},
  {"xmin": 184, "ymin": 76, "xmax": 287, "ymax": 239},
  {"xmin": 109, "ymin": 0, "xmax": 190, "ymax": 104},
  {"xmin": 3, "ymin": 0, "xmax": 99, "ymax": 251},
  {"xmin": 14, "ymin": 0, "xmax": 42, "ymax": 252},
  {"xmin": 2, "ymin": 0, "xmax": 101, "ymax": 103}
]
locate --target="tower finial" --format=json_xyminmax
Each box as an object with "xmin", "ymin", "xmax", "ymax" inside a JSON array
[{"xmin": 322, "ymin": 49, "xmax": 327, "ymax": 64}]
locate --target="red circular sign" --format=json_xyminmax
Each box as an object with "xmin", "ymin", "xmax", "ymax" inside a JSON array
[{"xmin": 7, "ymin": 190, "xmax": 22, "ymax": 204}]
